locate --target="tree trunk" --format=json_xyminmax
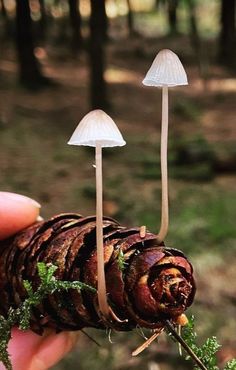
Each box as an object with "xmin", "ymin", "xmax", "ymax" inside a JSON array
[
  {"xmin": 187, "ymin": 0, "xmax": 209, "ymax": 84},
  {"xmin": 187, "ymin": 0, "xmax": 202, "ymax": 69},
  {"xmin": 167, "ymin": 0, "xmax": 178, "ymax": 35},
  {"xmin": 0, "ymin": 0, "xmax": 11, "ymax": 39},
  {"xmin": 38, "ymin": 0, "xmax": 47, "ymax": 41},
  {"xmin": 188, "ymin": 0, "xmax": 200, "ymax": 52},
  {"xmin": 0, "ymin": 0, "xmax": 7, "ymax": 18},
  {"xmin": 89, "ymin": 0, "xmax": 108, "ymax": 109},
  {"xmin": 219, "ymin": 0, "xmax": 236, "ymax": 67},
  {"xmin": 15, "ymin": 0, "xmax": 45, "ymax": 88},
  {"xmin": 68, "ymin": 0, "xmax": 83, "ymax": 54},
  {"xmin": 100, "ymin": 0, "xmax": 108, "ymax": 41},
  {"xmin": 126, "ymin": 0, "xmax": 134, "ymax": 35}
]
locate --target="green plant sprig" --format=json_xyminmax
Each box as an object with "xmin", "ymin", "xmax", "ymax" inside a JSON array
[
  {"xmin": 178, "ymin": 316, "xmax": 236, "ymax": 370},
  {"xmin": 0, "ymin": 262, "xmax": 96, "ymax": 370},
  {"xmin": 117, "ymin": 249, "xmax": 128, "ymax": 272}
]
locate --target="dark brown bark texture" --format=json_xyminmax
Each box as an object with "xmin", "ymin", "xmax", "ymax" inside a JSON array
[
  {"xmin": 38, "ymin": 0, "xmax": 47, "ymax": 41},
  {"xmin": 0, "ymin": 0, "xmax": 12, "ymax": 40},
  {"xmin": 68, "ymin": 0, "xmax": 83, "ymax": 53},
  {"xmin": 219, "ymin": 0, "xmax": 236, "ymax": 66},
  {"xmin": 167, "ymin": 0, "xmax": 178, "ymax": 34},
  {"xmin": 0, "ymin": 0, "xmax": 7, "ymax": 18},
  {"xmin": 15, "ymin": 0, "xmax": 43, "ymax": 86},
  {"xmin": 0, "ymin": 213, "xmax": 196, "ymax": 334},
  {"xmin": 89, "ymin": 0, "xmax": 108, "ymax": 109},
  {"xmin": 126, "ymin": 0, "xmax": 134, "ymax": 35}
]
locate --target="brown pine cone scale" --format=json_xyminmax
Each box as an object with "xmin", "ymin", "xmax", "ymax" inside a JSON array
[{"xmin": 0, "ymin": 213, "xmax": 196, "ymax": 333}]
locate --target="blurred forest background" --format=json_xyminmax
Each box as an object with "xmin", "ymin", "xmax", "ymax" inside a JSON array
[{"xmin": 0, "ymin": 0, "xmax": 236, "ymax": 369}]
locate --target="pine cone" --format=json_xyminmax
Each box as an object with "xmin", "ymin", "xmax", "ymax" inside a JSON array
[{"xmin": 0, "ymin": 213, "xmax": 196, "ymax": 333}]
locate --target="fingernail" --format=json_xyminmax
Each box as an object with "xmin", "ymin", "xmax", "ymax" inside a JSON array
[
  {"xmin": 36, "ymin": 215, "xmax": 44, "ymax": 222},
  {"xmin": 1, "ymin": 192, "xmax": 41, "ymax": 208}
]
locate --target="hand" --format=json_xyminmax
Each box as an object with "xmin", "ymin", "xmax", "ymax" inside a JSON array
[{"xmin": 0, "ymin": 192, "xmax": 79, "ymax": 370}]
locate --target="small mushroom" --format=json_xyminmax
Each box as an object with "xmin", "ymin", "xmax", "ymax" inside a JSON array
[
  {"xmin": 68, "ymin": 109, "xmax": 126, "ymax": 148},
  {"xmin": 68, "ymin": 109, "xmax": 126, "ymax": 319},
  {"xmin": 142, "ymin": 49, "xmax": 188, "ymax": 87},
  {"xmin": 143, "ymin": 49, "xmax": 188, "ymax": 242}
]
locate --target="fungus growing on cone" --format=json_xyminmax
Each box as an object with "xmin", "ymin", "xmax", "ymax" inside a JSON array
[
  {"xmin": 68, "ymin": 109, "xmax": 126, "ymax": 321},
  {"xmin": 143, "ymin": 49, "xmax": 188, "ymax": 243}
]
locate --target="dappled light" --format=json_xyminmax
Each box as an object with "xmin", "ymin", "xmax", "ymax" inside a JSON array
[{"xmin": 105, "ymin": 67, "xmax": 141, "ymax": 84}]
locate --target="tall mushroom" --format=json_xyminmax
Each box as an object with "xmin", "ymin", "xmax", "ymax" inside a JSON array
[
  {"xmin": 68, "ymin": 109, "xmax": 126, "ymax": 319},
  {"xmin": 143, "ymin": 49, "xmax": 188, "ymax": 242}
]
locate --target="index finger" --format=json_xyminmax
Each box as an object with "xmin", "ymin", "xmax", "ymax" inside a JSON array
[{"xmin": 0, "ymin": 192, "xmax": 41, "ymax": 240}]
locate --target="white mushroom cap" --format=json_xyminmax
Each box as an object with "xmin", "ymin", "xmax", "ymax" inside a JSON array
[
  {"xmin": 68, "ymin": 109, "xmax": 126, "ymax": 148},
  {"xmin": 143, "ymin": 49, "xmax": 188, "ymax": 87}
]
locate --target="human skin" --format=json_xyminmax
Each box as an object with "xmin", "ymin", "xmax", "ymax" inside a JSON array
[{"xmin": 0, "ymin": 192, "xmax": 79, "ymax": 370}]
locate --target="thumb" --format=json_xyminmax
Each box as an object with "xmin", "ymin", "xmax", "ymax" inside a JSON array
[
  {"xmin": 0, "ymin": 328, "xmax": 79, "ymax": 370},
  {"xmin": 0, "ymin": 192, "xmax": 41, "ymax": 240}
]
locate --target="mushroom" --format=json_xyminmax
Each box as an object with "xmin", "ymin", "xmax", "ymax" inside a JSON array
[
  {"xmin": 68, "ymin": 109, "xmax": 126, "ymax": 319},
  {"xmin": 143, "ymin": 49, "xmax": 188, "ymax": 242}
]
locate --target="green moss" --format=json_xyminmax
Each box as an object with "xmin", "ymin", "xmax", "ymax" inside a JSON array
[{"xmin": 0, "ymin": 263, "xmax": 96, "ymax": 370}]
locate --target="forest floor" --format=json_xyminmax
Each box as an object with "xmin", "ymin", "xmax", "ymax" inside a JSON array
[{"xmin": 0, "ymin": 32, "xmax": 236, "ymax": 370}]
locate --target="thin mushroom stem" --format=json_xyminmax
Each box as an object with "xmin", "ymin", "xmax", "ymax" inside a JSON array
[
  {"xmin": 95, "ymin": 143, "xmax": 109, "ymax": 318},
  {"xmin": 157, "ymin": 85, "xmax": 169, "ymax": 243},
  {"xmin": 165, "ymin": 320, "xmax": 208, "ymax": 370}
]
